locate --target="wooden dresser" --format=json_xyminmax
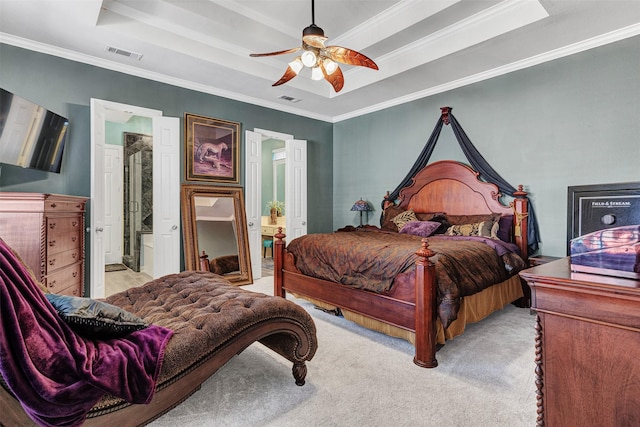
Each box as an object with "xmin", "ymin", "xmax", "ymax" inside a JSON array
[
  {"xmin": 0, "ymin": 192, "xmax": 88, "ymax": 296},
  {"xmin": 519, "ymin": 258, "xmax": 640, "ymax": 426}
]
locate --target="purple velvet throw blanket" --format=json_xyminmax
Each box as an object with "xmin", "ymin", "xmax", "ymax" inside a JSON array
[{"xmin": 0, "ymin": 238, "xmax": 174, "ymax": 427}]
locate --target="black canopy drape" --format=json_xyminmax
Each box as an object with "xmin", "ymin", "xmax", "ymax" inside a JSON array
[{"xmin": 382, "ymin": 107, "xmax": 540, "ymax": 255}]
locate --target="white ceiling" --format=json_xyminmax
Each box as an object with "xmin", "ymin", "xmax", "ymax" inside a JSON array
[{"xmin": 1, "ymin": 0, "xmax": 639, "ymax": 122}]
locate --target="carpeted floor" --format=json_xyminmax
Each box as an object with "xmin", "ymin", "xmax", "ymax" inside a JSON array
[{"xmin": 149, "ymin": 277, "xmax": 537, "ymax": 426}]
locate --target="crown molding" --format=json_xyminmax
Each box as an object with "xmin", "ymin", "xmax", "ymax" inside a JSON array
[{"xmin": 332, "ymin": 23, "xmax": 640, "ymax": 122}]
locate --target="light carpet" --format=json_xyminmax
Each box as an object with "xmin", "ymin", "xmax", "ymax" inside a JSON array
[{"xmin": 149, "ymin": 277, "xmax": 537, "ymax": 426}]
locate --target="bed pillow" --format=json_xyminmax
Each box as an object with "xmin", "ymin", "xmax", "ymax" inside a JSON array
[
  {"xmin": 398, "ymin": 220, "xmax": 442, "ymax": 237},
  {"xmin": 445, "ymin": 220, "xmax": 499, "ymax": 239},
  {"xmin": 45, "ymin": 294, "xmax": 149, "ymax": 339},
  {"xmin": 381, "ymin": 206, "xmax": 405, "ymax": 231},
  {"xmin": 496, "ymin": 215, "xmax": 514, "ymax": 242},
  {"xmin": 444, "ymin": 213, "xmax": 501, "ymax": 225},
  {"xmin": 391, "ymin": 209, "xmax": 419, "ymax": 231}
]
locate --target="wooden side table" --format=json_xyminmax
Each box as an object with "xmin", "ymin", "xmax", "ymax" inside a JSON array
[
  {"xmin": 520, "ymin": 258, "xmax": 640, "ymax": 426},
  {"xmin": 527, "ymin": 255, "xmax": 561, "ymax": 267}
]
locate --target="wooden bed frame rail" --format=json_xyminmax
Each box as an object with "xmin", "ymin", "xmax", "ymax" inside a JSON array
[{"xmin": 274, "ymin": 229, "xmax": 439, "ymax": 367}]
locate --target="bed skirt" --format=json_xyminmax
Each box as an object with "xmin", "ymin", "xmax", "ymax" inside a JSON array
[{"xmin": 294, "ymin": 275, "xmax": 523, "ymax": 345}]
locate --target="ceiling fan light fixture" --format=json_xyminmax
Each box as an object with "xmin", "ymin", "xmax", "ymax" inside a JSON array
[
  {"xmin": 288, "ymin": 57, "xmax": 304, "ymax": 74},
  {"xmin": 301, "ymin": 50, "xmax": 317, "ymax": 67},
  {"xmin": 323, "ymin": 58, "xmax": 338, "ymax": 75},
  {"xmin": 311, "ymin": 66, "xmax": 324, "ymax": 81},
  {"xmin": 249, "ymin": 0, "xmax": 377, "ymax": 92},
  {"xmin": 302, "ymin": 23, "xmax": 325, "ymax": 38}
]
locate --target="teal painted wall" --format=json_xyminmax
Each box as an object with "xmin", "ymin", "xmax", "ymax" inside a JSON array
[
  {"xmin": 106, "ymin": 117, "xmax": 153, "ymax": 146},
  {"xmin": 333, "ymin": 36, "xmax": 640, "ymax": 257}
]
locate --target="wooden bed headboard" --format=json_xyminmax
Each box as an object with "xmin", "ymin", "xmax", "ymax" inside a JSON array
[{"xmin": 385, "ymin": 160, "xmax": 529, "ymax": 258}]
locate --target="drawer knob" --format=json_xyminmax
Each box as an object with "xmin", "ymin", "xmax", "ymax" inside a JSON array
[
  {"xmin": 50, "ymin": 280, "xmax": 56, "ymax": 288},
  {"xmin": 71, "ymin": 236, "xmax": 77, "ymax": 242},
  {"xmin": 49, "ymin": 223, "xmax": 57, "ymax": 229},
  {"xmin": 49, "ymin": 259, "xmax": 56, "ymax": 266},
  {"xmin": 72, "ymin": 271, "xmax": 78, "ymax": 278},
  {"xmin": 72, "ymin": 221, "xmax": 78, "ymax": 227},
  {"xmin": 72, "ymin": 252, "xmax": 78, "ymax": 259},
  {"xmin": 50, "ymin": 203, "xmax": 57, "ymax": 208},
  {"xmin": 49, "ymin": 240, "xmax": 56, "ymax": 247}
]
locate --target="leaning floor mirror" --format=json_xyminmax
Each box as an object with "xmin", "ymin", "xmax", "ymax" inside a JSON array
[{"xmin": 181, "ymin": 184, "xmax": 253, "ymax": 285}]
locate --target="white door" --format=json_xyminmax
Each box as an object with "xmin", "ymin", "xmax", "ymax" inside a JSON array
[
  {"xmin": 104, "ymin": 145, "xmax": 123, "ymax": 265},
  {"xmin": 91, "ymin": 99, "xmax": 179, "ymax": 297},
  {"xmin": 152, "ymin": 116, "xmax": 180, "ymax": 278},
  {"xmin": 245, "ymin": 130, "xmax": 263, "ymax": 279},
  {"xmin": 90, "ymin": 99, "xmax": 107, "ymax": 298},
  {"xmin": 285, "ymin": 139, "xmax": 308, "ymax": 239}
]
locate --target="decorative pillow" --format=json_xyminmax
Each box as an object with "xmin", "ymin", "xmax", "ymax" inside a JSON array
[
  {"xmin": 444, "ymin": 213, "xmax": 501, "ymax": 226},
  {"xmin": 415, "ymin": 212, "xmax": 446, "ymax": 222},
  {"xmin": 381, "ymin": 205, "xmax": 405, "ymax": 231},
  {"xmin": 496, "ymin": 215, "xmax": 514, "ymax": 242},
  {"xmin": 399, "ymin": 220, "xmax": 442, "ymax": 237},
  {"xmin": 445, "ymin": 221, "xmax": 499, "ymax": 239},
  {"xmin": 391, "ymin": 209, "xmax": 419, "ymax": 231},
  {"xmin": 45, "ymin": 294, "xmax": 149, "ymax": 339}
]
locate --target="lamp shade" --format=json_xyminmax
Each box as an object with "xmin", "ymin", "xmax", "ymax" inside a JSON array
[{"xmin": 350, "ymin": 199, "xmax": 372, "ymax": 212}]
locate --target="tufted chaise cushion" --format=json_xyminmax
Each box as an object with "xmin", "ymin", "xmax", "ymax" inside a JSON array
[{"xmin": 92, "ymin": 271, "xmax": 317, "ymax": 414}]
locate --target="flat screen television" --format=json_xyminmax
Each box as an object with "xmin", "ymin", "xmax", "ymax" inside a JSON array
[{"xmin": 0, "ymin": 88, "xmax": 69, "ymax": 173}]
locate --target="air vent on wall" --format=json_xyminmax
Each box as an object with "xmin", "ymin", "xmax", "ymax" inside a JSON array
[
  {"xmin": 278, "ymin": 95, "xmax": 301, "ymax": 103},
  {"xmin": 105, "ymin": 46, "xmax": 143, "ymax": 61}
]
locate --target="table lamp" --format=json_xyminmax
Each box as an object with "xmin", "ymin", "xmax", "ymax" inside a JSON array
[{"xmin": 350, "ymin": 198, "xmax": 372, "ymax": 227}]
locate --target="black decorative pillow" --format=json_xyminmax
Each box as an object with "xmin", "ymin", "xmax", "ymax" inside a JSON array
[{"xmin": 45, "ymin": 294, "xmax": 149, "ymax": 339}]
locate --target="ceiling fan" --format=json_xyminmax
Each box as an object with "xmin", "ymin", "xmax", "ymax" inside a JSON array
[{"xmin": 249, "ymin": 0, "xmax": 378, "ymax": 93}]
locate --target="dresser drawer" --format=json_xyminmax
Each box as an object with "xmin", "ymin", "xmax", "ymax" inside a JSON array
[
  {"xmin": 46, "ymin": 248, "xmax": 82, "ymax": 272},
  {"xmin": 45, "ymin": 262, "xmax": 82, "ymax": 294},
  {"xmin": 47, "ymin": 230, "xmax": 82, "ymax": 256},
  {"xmin": 55, "ymin": 282, "xmax": 83, "ymax": 297},
  {"xmin": 44, "ymin": 199, "xmax": 86, "ymax": 213},
  {"xmin": 47, "ymin": 215, "xmax": 82, "ymax": 234}
]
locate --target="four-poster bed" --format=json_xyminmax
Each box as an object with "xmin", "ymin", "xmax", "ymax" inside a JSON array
[{"xmin": 274, "ymin": 158, "xmax": 530, "ymax": 368}]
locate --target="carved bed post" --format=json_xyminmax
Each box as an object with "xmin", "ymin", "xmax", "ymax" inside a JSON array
[
  {"xmin": 199, "ymin": 251, "xmax": 210, "ymax": 272},
  {"xmin": 413, "ymin": 239, "xmax": 438, "ymax": 368},
  {"xmin": 511, "ymin": 185, "xmax": 529, "ymax": 261},
  {"xmin": 274, "ymin": 227, "xmax": 286, "ymax": 298}
]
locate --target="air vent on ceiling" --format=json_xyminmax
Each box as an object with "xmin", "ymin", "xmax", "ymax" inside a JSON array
[
  {"xmin": 278, "ymin": 95, "xmax": 301, "ymax": 103},
  {"xmin": 105, "ymin": 46, "xmax": 143, "ymax": 61}
]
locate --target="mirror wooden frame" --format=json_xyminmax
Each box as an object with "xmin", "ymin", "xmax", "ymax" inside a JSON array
[{"xmin": 181, "ymin": 184, "xmax": 253, "ymax": 285}]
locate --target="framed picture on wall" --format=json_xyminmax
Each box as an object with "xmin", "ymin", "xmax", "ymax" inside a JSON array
[{"xmin": 185, "ymin": 113, "xmax": 240, "ymax": 183}]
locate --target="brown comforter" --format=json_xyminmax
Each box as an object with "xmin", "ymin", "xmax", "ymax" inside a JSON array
[{"xmin": 286, "ymin": 229, "xmax": 527, "ymax": 328}]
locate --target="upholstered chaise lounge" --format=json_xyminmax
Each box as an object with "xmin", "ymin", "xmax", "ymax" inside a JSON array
[{"xmin": 0, "ymin": 238, "xmax": 317, "ymax": 426}]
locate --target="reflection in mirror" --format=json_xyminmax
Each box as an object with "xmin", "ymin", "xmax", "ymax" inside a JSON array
[{"xmin": 181, "ymin": 185, "xmax": 253, "ymax": 285}]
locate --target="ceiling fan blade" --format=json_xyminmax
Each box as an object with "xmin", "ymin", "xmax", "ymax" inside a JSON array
[
  {"xmin": 324, "ymin": 46, "xmax": 379, "ymax": 70},
  {"xmin": 302, "ymin": 35, "xmax": 327, "ymax": 49},
  {"xmin": 250, "ymin": 47, "xmax": 300, "ymax": 57},
  {"xmin": 321, "ymin": 63, "xmax": 344, "ymax": 92},
  {"xmin": 272, "ymin": 65, "xmax": 299, "ymax": 87}
]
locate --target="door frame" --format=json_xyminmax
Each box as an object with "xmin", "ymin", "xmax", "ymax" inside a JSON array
[
  {"xmin": 90, "ymin": 99, "xmax": 179, "ymax": 297},
  {"xmin": 245, "ymin": 128, "xmax": 307, "ymax": 279}
]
